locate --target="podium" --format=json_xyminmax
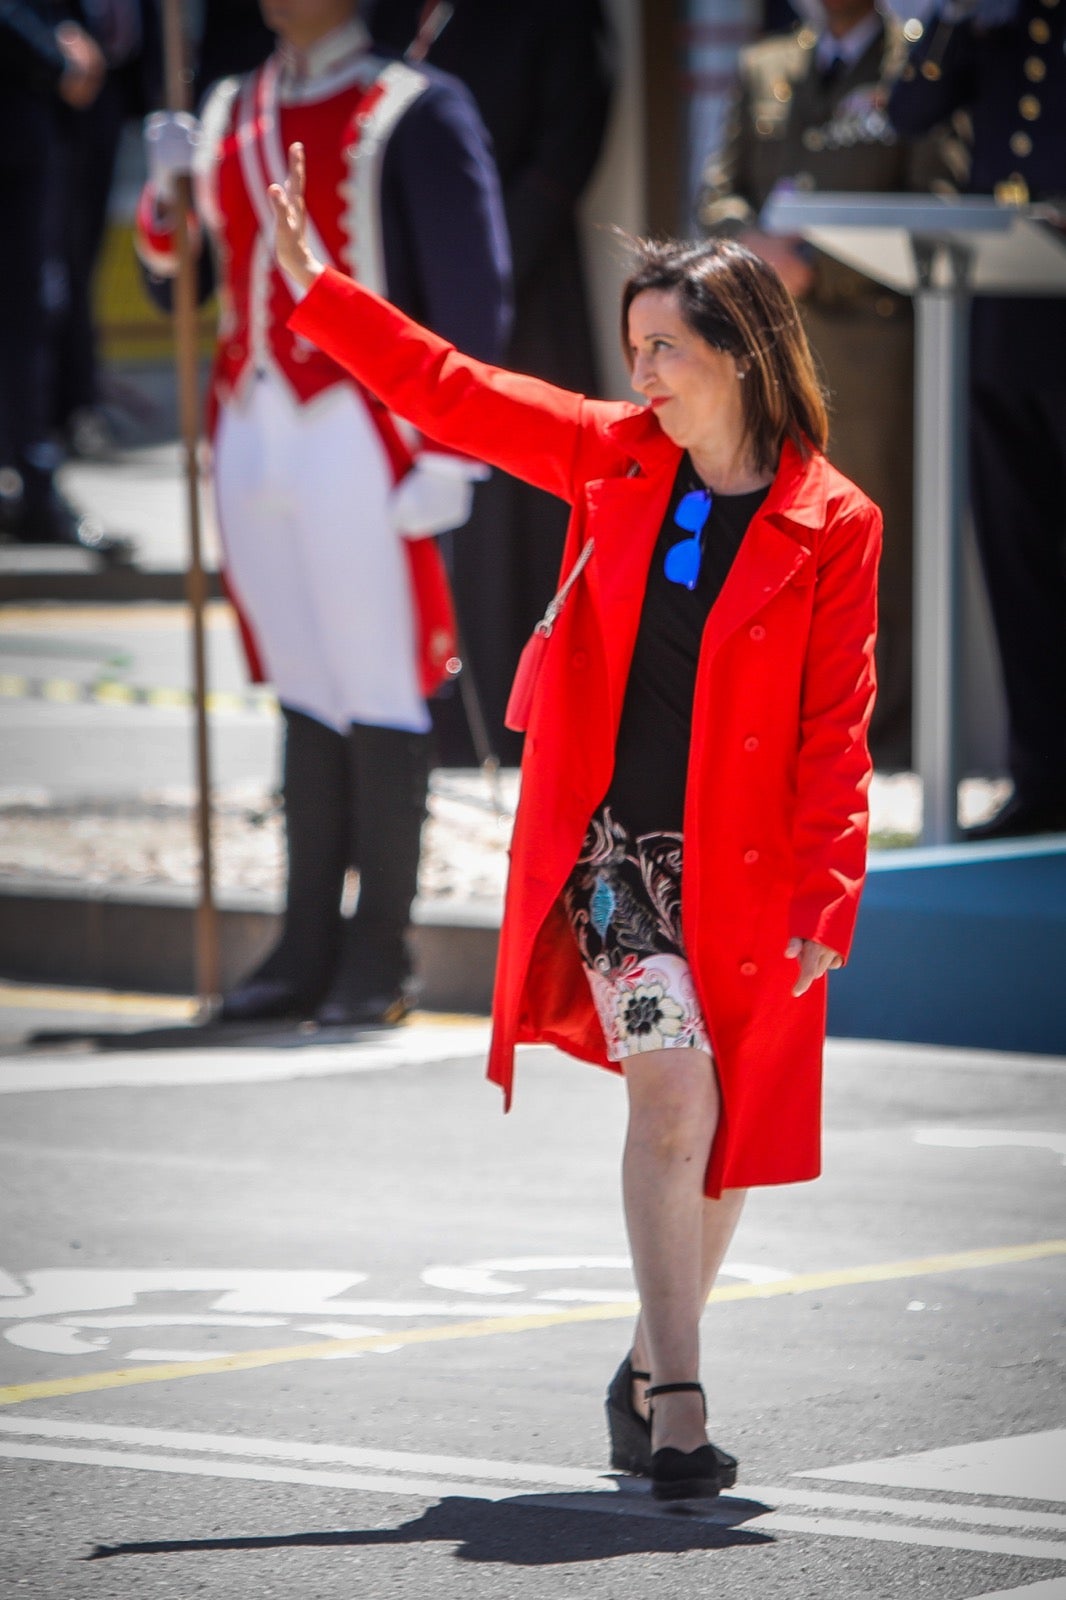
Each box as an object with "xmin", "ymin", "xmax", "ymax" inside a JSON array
[{"xmin": 761, "ymin": 192, "xmax": 1066, "ymax": 844}]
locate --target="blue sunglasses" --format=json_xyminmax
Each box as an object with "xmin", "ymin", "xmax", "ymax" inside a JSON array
[{"xmin": 664, "ymin": 487, "xmax": 712, "ymax": 590}]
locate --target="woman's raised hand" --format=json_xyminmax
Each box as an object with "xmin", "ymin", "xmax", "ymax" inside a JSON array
[{"xmin": 268, "ymin": 142, "xmax": 324, "ymax": 294}]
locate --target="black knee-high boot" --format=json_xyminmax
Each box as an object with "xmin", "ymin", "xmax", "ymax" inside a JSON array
[
  {"xmin": 316, "ymin": 722, "xmax": 430, "ymax": 1026},
  {"xmin": 221, "ymin": 707, "xmax": 350, "ymax": 1021}
]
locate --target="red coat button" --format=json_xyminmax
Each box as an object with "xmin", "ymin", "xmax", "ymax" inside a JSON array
[
  {"xmin": 571, "ymin": 649, "xmax": 588, "ymax": 668},
  {"xmin": 744, "ymin": 849, "xmax": 759, "ymax": 864},
  {"xmin": 750, "ymin": 624, "xmax": 766, "ymax": 641},
  {"xmin": 744, "ymin": 736, "xmax": 759, "ymax": 752},
  {"xmin": 740, "ymin": 961, "xmax": 758, "ymax": 977}
]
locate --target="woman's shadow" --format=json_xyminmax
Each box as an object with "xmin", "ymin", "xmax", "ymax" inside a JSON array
[{"xmin": 87, "ymin": 1484, "xmax": 774, "ymax": 1567}]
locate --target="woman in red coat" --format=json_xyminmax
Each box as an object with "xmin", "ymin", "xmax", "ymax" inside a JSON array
[{"xmin": 272, "ymin": 145, "xmax": 880, "ymax": 1502}]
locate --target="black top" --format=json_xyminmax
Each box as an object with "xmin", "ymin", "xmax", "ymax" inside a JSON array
[{"xmin": 603, "ymin": 456, "xmax": 770, "ymax": 836}]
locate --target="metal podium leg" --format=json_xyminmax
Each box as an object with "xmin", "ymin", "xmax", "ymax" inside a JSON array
[{"xmin": 913, "ymin": 245, "xmax": 971, "ymax": 844}]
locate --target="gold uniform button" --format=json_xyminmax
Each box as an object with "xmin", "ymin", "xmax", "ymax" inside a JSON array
[
  {"xmin": 995, "ymin": 174, "xmax": 1031, "ymax": 205},
  {"xmin": 797, "ymin": 25, "xmax": 817, "ymax": 48},
  {"xmin": 902, "ymin": 17, "xmax": 924, "ymax": 40},
  {"xmin": 1024, "ymin": 56, "xmax": 1047, "ymax": 81},
  {"xmin": 1029, "ymin": 17, "xmax": 1051, "ymax": 40},
  {"xmin": 772, "ymin": 78, "xmax": 792, "ymax": 102},
  {"xmin": 921, "ymin": 59, "xmax": 942, "ymax": 80},
  {"xmin": 1010, "ymin": 130, "xmax": 1034, "ymax": 156},
  {"xmin": 1019, "ymin": 94, "xmax": 1042, "ymax": 120}
]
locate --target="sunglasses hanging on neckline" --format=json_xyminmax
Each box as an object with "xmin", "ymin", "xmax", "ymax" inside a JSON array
[{"xmin": 664, "ymin": 486, "xmax": 712, "ymax": 590}]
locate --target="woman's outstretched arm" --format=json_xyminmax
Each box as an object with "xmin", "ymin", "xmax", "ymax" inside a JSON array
[{"xmin": 269, "ymin": 142, "xmax": 600, "ymax": 502}]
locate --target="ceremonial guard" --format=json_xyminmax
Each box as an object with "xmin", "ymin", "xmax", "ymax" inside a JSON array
[
  {"xmin": 890, "ymin": 0, "xmax": 1066, "ymax": 839},
  {"xmin": 137, "ymin": 1, "xmax": 510, "ymax": 1024},
  {"xmin": 698, "ymin": 0, "xmax": 957, "ymax": 769}
]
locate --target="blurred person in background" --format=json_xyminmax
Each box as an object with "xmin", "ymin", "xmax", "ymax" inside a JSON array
[
  {"xmin": 0, "ymin": 0, "xmax": 129, "ymax": 554},
  {"xmin": 194, "ymin": 0, "xmax": 274, "ymax": 93},
  {"xmin": 889, "ymin": 0, "xmax": 1066, "ymax": 839},
  {"xmin": 698, "ymin": 0, "xmax": 959, "ymax": 772},
  {"xmin": 367, "ymin": 0, "xmax": 613, "ymax": 764},
  {"xmin": 136, "ymin": 0, "xmax": 511, "ymax": 1026},
  {"xmin": 45, "ymin": 0, "xmax": 162, "ymax": 461}
]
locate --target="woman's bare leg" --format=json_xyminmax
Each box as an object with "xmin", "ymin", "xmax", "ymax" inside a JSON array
[
  {"xmin": 630, "ymin": 1186, "xmax": 747, "ymax": 1424},
  {"xmin": 620, "ymin": 1046, "xmax": 721, "ymax": 1453}
]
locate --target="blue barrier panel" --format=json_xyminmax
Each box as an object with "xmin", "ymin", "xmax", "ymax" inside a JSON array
[{"xmin": 828, "ymin": 840, "xmax": 1066, "ymax": 1055}]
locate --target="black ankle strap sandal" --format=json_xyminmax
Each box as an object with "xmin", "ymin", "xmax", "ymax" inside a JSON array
[
  {"xmin": 606, "ymin": 1364, "xmax": 738, "ymax": 1489},
  {"xmin": 645, "ymin": 1380, "xmax": 706, "ymax": 1407},
  {"xmin": 646, "ymin": 1381, "xmax": 726, "ymax": 1503}
]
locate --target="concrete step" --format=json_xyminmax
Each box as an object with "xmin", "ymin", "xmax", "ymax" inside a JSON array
[
  {"xmin": 0, "ymin": 878, "xmax": 499, "ymax": 1015},
  {"xmin": 2, "ymin": 839, "xmax": 1063, "ymax": 1053},
  {"xmin": 0, "ymin": 552, "xmax": 222, "ymax": 605}
]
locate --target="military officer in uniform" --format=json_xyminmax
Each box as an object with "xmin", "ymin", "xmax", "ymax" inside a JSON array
[
  {"xmin": 699, "ymin": 0, "xmax": 957, "ymax": 769},
  {"xmin": 889, "ymin": 0, "xmax": 1066, "ymax": 838}
]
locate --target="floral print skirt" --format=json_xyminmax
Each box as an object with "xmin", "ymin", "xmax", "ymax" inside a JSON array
[{"xmin": 562, "ymin": 805, "xmax": 711, "ymax": 1062}]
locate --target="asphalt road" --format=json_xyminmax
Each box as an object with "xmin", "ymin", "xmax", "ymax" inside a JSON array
[{"xmin": 1, "ymin": 1005, "xmax": 1063, "ymax": 1600}]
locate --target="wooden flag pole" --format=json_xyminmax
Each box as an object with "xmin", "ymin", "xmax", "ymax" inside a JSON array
[{"xmin": 161, "ymin": 0, "xmax": 219, "ymax": 1008}]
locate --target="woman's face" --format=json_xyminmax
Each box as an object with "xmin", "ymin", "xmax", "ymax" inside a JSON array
[{"xmin": 627, "ymin": 288, "xmax": 747, "ymax": 454}]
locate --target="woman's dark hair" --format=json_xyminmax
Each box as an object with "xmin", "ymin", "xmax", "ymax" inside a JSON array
[{"xmin": 619, "ymin": 236, "xmax": 829, "ymax": 473}]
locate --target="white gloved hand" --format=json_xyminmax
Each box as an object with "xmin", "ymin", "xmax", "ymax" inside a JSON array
[
  {"xmin": 391, "ymin": 456, "xmax": 483, "ymax": 537},
  {"xmin": 143, "ymin": 111, "xmax": 200, "ymax": 205}
]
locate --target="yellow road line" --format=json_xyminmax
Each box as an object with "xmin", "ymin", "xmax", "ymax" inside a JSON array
[
  {"xmin": 1, "ymin": 1240, "xmax": 1061, "ymax": 1409},
  {"xmin": 0, "ymin": 603, "xmax": 234, "ymax": 630},
  {"xmin": 0, "ymin": 984, "xmax": 482, "ymax": 1026},
  {"xmin": 0, "ymin": 983, "xmax": 198, "ymax": 1019}
]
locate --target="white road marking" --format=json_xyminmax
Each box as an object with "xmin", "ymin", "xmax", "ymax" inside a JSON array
[
  {"xmin": 0, "ymin": 1268, "xmax": 370, "ymax": 1320},
  {"xmin": 0, "ymin": 1023, "xmax": 492, "ymax": 1095},
  {"xmin": 0, "ymin": 1416, "xmax": 605, "ymax": 1489},
  {"xmin": 1, "ymin": 1442, "xmax": 1064, "ymax": 1560},
  {"xmin": 2, "ymin": 1418, "xmax": 1065, "ymax": 1561},
  {"xmin": 747, "ymin": 1514, "xmax": 1066, "ymax": 1562},
  {"xmin": 965, "ymin": 1581, "xmax": 1066, "ymax": 1598},
  {"xmin": 0, "ymin": 1261, "xmax": 794, "ymax": 1362},
  {"xmin": 0, "ymin": 1441, "xmax": 528, "ymax": 1504},
  {"xmin": 914, "ymin": 1128, "xmax": 1066, "ymax": 1165},
  {"xmin": 421, "ymin": 1255, "xmax": 791, "ymax": 1301},
  {"xmin": 0, "ymin": 1267, "xmax": 567, "ymax": 1359},
  {"xmin": 798, "ymin": 1430, "xmax": 1066, "ymax": 1503}
]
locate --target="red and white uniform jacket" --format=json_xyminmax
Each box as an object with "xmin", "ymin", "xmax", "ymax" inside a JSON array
[{"xmin": 136, "ymin": 19, "xmax": 511, "ymax": 696}]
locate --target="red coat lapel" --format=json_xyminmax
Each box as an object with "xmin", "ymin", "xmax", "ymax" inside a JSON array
[{"xmin": 703, "ymin": 439, "xmax": 827, "ymax": 659}]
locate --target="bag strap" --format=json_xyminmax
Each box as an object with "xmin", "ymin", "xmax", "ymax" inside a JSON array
[
  {"xmin": 535, "ymin": 538, "xmax": 594, "ymax": 637},
  {"xmin": 534, "ymin": 461, "xmax": 641, "ymax": 638}
]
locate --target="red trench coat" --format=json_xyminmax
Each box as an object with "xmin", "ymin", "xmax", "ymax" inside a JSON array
[{"xmin": 291, "ymin": 268, "xmax": 881, "ymax": 1196}]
